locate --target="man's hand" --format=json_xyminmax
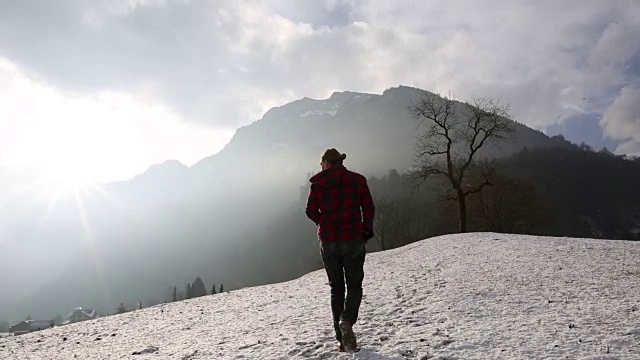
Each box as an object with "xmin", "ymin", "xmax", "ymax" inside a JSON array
[{"xmin": 363, "ymin": 229, "xmax": 374, "ymax": 242}]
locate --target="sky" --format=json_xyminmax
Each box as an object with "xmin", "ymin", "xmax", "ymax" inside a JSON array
[
  {"xmin": 1, "ymin": 0, "xmax": 639, "ymax": 183},
  {"xmin": 1, "ymin": 233, "xmax": 639, "ymax": 358}
]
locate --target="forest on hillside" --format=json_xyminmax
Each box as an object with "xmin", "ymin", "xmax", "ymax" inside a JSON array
[
  {"xmin": 368, "ymin": 142, "xmax": 640, "ymax": 251},
  {"xmin": 257, "ymin": 139, "xmax": 640, "ymax": 285}
]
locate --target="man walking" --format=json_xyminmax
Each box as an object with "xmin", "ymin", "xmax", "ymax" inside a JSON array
[{"xmin": 305, "ymin": 148, "xmax": 375, "ymax": 352}]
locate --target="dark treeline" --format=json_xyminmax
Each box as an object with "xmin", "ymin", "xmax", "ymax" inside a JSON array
[
  {"xmin": 257, "ymin": 140, "xmax": 639, "ymax": 279},
  {"xmin": 372, "ymin": 142, "xmax": 640, "ymax": 244},
  {"xmin": 166, "ymin": 276, "xmax": 224, "ymax": 304},
  {"xmin": 113, "ymin": 276, "xmax": 224, "ymax": 316},
  {"xmin": 495, "ymin": 144, "xmax": 640, "ymax": 239},
  {"xmin": 367, "ymin": 169, "xmax": 437, "ymax": 251}
]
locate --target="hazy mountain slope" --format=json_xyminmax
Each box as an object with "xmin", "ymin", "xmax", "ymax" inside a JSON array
[{"xmin": 2, "ymin": 233, "xmax": 639, "ymax": 359}]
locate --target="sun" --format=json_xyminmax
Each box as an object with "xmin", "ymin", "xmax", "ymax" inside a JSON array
[{"xmin": 37, "ymin": 162, "xmax": 99, "ymax": 199}]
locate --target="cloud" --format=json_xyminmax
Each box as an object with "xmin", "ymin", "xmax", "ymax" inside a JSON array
[
  {"xmin": 0, "ymin": 57, "xmax": 232, "ymax": 182},
  {"xmin": 264, "ymin": 0, "xmax": 353, "ymax": 29},
  {"xmin": 1, "ymin": 0, "xmax": 640, "ymax": 161},
  {"xmin": 601, "ymin": 85, "xmax": 640, "ymax": 155},
  {"xmin": 616, "ymin": 140, "xmax": 640, "ymax": 156}
]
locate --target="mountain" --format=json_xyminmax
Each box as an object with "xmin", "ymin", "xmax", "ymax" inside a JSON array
[
  {"xmin": 1, "ymin": 233, "xmax": 639, "ymax": 359},
  {"xmin": 0, "ymin": 86, "xmax": 569, "ymax": 321},
  {"xmin": 192, "ymin": 86, "xmax": 557, "ymax": 190}
]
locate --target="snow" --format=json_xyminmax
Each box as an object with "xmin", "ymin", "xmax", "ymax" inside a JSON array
[
  {"xmin": 300, "ymin": 110, "xmax": 337, "ymax": 118},
  {"xmin": 353, "ymin": 95, "xmax": 373, "ymax": 100},
  {"xmin": 1, "ymin": 233, "xmax": 639, "ymax": 359}
]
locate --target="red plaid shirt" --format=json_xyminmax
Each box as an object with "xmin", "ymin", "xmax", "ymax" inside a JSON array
[{"xmin": 305, "ymin": 165, "xmax": 375, "ymax": 242}]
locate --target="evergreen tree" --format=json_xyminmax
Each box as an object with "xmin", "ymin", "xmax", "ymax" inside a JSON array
[
  {"xmin": 191, "ymin": 277, "xmax": 207, "ymax": 298},
  {"xmin": 219, "ymin": 284, "xmax": 224, "ymax": 293},
  {"xmin": 211, "ymin": 283, "xmax": 217, "ymax": 295},
  {"xmin": 116, "ymin": 303, "xmax": 127, "ymax": 314},
  {"xmin": 186, "ymin": 283, "xmax": 192, "ymax": 299},
  {"xmin": 52, "ymin": 314, "xmax": 63, "ymax": 326},
  {"xmin": 164, "ymin": 286, "xmax": 173, "ymax": 303}
]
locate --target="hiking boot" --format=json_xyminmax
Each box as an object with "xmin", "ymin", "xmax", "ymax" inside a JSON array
[{"xmin": 338, "ymin": 320, "xmax": 357, "ymax": 352}]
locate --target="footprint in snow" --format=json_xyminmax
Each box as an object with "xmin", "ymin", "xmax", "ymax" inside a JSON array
[
  {"xmin": 432, "ymin": 339, "xmax": 455, "ymax": 349},
  {"xmin": 132, "ymin": 345, "xmax": 159, "ymax": 355}
]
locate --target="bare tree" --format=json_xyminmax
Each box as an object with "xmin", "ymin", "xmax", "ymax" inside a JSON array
[
  {"xmin": 374, "ymin": 197, "xmax": 407, "ymax": 250},
  {"xmin": 373, "ymin": 196, "xmax": 419, "ymax": 250},
  {"xmin": 409, "ymin": 91, "xmax": 514, "ymax": 232},
  {"xmin": 388, "ymin": 203, "xmax": 412, "ymax": 247},
  {"xmin": 373, "ymin": 197, "xmax": 394, "ymax": 251}
]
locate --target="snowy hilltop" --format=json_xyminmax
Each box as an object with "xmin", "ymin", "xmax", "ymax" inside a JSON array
[{"xmin": 1, "ymin": 233, "xmax": 639, "ymax": 359}]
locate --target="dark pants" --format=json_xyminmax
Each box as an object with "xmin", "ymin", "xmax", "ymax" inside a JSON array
[{"xmin": 320, "ymin": 240, "xmax": 366, "ymax": 342}]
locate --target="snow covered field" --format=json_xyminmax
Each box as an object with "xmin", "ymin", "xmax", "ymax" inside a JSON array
[{"xmin": 1, "ymin": 233, "xmax": 639, "ymax": 359}]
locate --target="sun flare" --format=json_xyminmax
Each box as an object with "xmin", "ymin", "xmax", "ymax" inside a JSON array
[{"xmin": 37, "ymin": 163, "xmax": 98, "ymax": 198}]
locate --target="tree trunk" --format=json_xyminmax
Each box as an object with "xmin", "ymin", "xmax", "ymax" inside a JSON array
[{"xmin": 458, "ymin": 189, "xmax": 467, "ymax": 233}]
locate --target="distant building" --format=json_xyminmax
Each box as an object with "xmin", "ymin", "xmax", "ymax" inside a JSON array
[
  {"xmin": 9, "ymin": 320, "xmax": 53, "ymax": 336},
  {"xmin": 62, "ymin": 307, "xmax": 97, "ymax": 325}
]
